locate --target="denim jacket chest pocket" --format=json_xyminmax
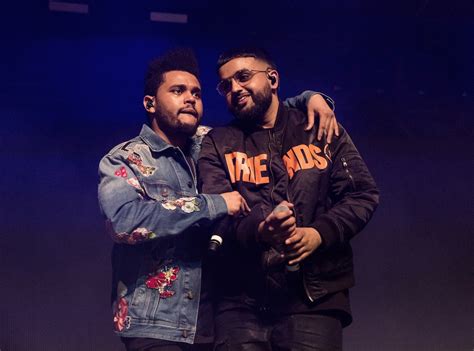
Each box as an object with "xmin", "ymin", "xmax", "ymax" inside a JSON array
[{"xmin": 138, "ymin": 154, "xmax": 196, "ymax": 201}]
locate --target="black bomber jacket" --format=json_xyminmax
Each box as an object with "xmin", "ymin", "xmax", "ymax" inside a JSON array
[{"xmin": 198, "ymin": 102, "xmax": 379, "ymax": 312}]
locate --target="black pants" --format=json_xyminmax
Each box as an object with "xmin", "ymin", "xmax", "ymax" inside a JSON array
[
  {"xmin": 122, "ymin": 337, "xmax": 213, "ymax": 351},
  {"xmin": 214, "ymin": 308, "xmax": 343, "ymax": 351}
]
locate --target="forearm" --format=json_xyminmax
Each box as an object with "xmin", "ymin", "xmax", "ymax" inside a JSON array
[
  {"xmin": 283, "ymin": 91, "xmax": 335, "ymax": 111},
  {"xmin": 102, "ymin": 194, "xmax": 227, "ymax": 244},
  {"xmin": 99, "ymin": 155, "xmax": 227, "ymax": 245}
]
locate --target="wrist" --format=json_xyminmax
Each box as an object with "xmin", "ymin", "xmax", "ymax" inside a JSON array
[{"xmin": 314, "ymin": 92, "xmax": 335, "ymax": 111}]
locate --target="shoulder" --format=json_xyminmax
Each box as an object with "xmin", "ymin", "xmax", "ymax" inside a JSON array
[
  {"xmin": 285, "ymin": 106, "xmax": 307, "ymax": 125},
  {"xmin": 206, "ymin": 123, "xmax": 242, "ymax": 140},
  {"xmin": 100, "ymin": 135, "xmax": 143, "ymax": 162}
]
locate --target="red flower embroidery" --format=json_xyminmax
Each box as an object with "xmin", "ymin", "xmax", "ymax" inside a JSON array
[
  {"xmin": 127, "ymin": 152, "xmax": 156, "ymax": 176},
  {"xmin": 145, "ymin": 266, "xmax": 180, "ymax": 298},
  {"xmin": 113, "ymin": 297, "xmax": 129, "ymax": 332},
  {"xmin": 114, "ymin": 166, "xmax": 127, "ymax": 178}
]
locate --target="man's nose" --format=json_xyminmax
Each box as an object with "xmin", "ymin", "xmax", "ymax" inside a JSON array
[
  {"xmin": 230, "ymin": 78, "xmax": 243, "ymax": 93},
  {"xmin": 184, "ymin": 92, "xmax": 196, "ymax": 105}
]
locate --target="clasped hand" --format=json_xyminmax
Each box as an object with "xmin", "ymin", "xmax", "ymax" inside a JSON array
[{"xmin": 258, "ymin": 201, "xmax": 322, "ymax": 265}]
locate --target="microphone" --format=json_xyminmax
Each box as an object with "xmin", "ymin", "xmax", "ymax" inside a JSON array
[
  {"xmin": 272, "ymin": 205, "xmax": 300, "ymax": 272},
  {"xmin": 208, "ymin": 216, "xmax": 231, "ymax": 252}
]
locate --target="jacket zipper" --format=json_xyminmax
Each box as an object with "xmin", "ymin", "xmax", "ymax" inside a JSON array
[
  {"xmin": 341, "ymin": 157, "xmax": 356, "ymax": 191},
  {"xmin": 261, "ymin": 129, "xmax": 276, "ymax": 312},
  {"xmin": 269, "ymin": 129, "xmax": 314, "ymax": 303},
  {"xmin": 268, "ymin": 130, "xmax": 276, "ymax": 208}
]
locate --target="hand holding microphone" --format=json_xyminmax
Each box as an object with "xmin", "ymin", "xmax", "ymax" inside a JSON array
[
  {"xmin": 271, "ymin": 203, "xmax": 300, "ymax": 272},
  {"xmin": 284, "ymin": 227, "xmax": 322, "ymax": 267},
  {"xmin": 209, "ymin": 191, "xmax": 250, "ymax": 253},
  {"xmin": 258, "ymin": 201, "xmax": 296, "ymax": 255},
  {"xmin": 259, "ymin": 202, "xmax": 322, "ymax": 271}
]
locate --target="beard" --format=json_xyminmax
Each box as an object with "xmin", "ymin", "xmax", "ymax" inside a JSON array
[
  {"xmin": 228, "ymin": 85, "xmax": 272, "ymax": 125},
  {"xmin": 154, "ymin": 102, "xmax": 200, "ymax": 137}
]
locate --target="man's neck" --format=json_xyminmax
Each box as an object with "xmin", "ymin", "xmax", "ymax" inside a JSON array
[{"xmin": 260, "ymin": 96, "xmax": 280, "ymax": 129}]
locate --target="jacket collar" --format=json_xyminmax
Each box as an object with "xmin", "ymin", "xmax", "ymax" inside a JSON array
[
  {"xmin": 139, "ymin": 124, "xmax": 198, "ymax": 155},
  {"xmin": 139, "ymin": 124, "xmax": 175, "ymax": 153},
  {"xmin": 273, "ymin": 101, "xmax": 289, "ymax": 133}
]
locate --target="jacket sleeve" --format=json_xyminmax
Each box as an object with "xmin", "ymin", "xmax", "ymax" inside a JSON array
[
  {"xmin": 311, "ymin": 125, "xmax": 379, "ymax": 248},
  {"xmin": 283, "ymin": 91, "xmax": 335, "ymax": 112},
  {"xmin": 198, "ymin": 133, "xmax": 266, "ymax": 250},
  {"xmin": 98, "ymin": 150, "xmax": 228, "ymax": 245}
]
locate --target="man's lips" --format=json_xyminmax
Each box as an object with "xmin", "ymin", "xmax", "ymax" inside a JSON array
[
  {"xmin": 232, "ymin": 94, "xmax": 251, "ymax": 107},
  {"xmin": 179, "ymin": 108, "xmax": 198, "ymax": 117}
]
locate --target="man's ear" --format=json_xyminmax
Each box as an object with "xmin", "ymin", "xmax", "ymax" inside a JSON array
[
  {"xmin": 267, "ymin": 70, "xmax": 279, "ymax": 89},
  {"xmin": 143, "ymin": 96, "xmax": 155, "ymax": 113}
]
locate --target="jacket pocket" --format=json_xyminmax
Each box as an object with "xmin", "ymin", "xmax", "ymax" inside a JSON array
[
  {"xmin": 130, "ymin": 260, "xmax": 182, "ymax": 323},
  {"xmin": 141, "ymin": 180, "xmax": 181, "ymax": 202}
]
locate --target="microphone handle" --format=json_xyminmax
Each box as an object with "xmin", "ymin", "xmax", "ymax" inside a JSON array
[{"xmin": 208, "ymin": 215, "xmax": 232, "ymax": 252}]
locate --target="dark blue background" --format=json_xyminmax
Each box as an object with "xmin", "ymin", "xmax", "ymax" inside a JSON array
[{"xmin": 1, "ymin": 1, "xmax": 472, "ymax": 350}]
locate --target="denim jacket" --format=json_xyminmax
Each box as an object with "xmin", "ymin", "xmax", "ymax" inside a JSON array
[{"xmin": 98, "ymin": 124, "xmax": 227, "ymax": 343}]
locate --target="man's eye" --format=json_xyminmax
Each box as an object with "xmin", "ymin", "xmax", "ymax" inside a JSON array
[
  {"xmin": 171, "ymin": 88, "xmax": 183, "ymax": 94},
  {"xmin": 192, "ymin": 91, "xmax": 201, "ymax": 99},
  {"xmin": 237, "ymin": 72, "xmax": 251, "ymax": 82}
]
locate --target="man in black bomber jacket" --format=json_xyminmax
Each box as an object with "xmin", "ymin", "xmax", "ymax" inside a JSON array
[{"xmin": 198, "ymin": 48, "xmax": 379, "ymax": 351}]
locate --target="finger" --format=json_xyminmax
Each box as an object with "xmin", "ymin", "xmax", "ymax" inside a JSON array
[
  {"xmin": 288, "ymin": 251, "xmax": 310, "ymax": 265},
  {"xmin": 271, "ymin": 211, "xmax": 293, "ymax": 224},
  {"xmin": 305, "ymin": 109, "xmax": 315, "ymax": 131},
  {"xmin": 279, "ymin": 226, "xmax": 297, "ymax": 241},
  {"xmin": 286, "ymin": 247, "xmax": 306, "ymax": 259},
  {"xmin": 286, "ymin": 245, "xmax": 308, "ymax": 260},
  {"xmin": 324, "ymin": 114, "xmax": 332, "ymax": 143},
  {"xmin": 287, "ymin": 244, "xmax": 311, "ymax": 263},
  {"xmin": 239, "ymin": 203, "xmax": 247, "ymax": 215},
  {"xmin": 285, "ymin": 232, "xmax": 303, "ymax": 245},
  {"xmin": 326, "ymin": 113, "xmax": 335, "ymax": 144},
  {"xmin": 282, "ymin": 223, "xmax": 297, "ymax": 235},
  {"xmin": 329, "ymin": 116, "xmax": 339, "ymax": 143},
  {"xmin": 317, "ymin": 114, "xmax": 325, "ymax": 141},
  {"xmin": 242, "ymin": 198, "xmax": 251, "ymax": 213},
  {"xmin": 277, "ymin": 201, "xmax": 294, "ymax": 211},
  {"xmin": 279, "ymin": 216, "xmax": 296, "ymax": 229}
]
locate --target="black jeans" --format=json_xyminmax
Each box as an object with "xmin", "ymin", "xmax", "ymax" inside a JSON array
[
  {"xmin": 214, "ymin": 308, "xmax": 343, "ymax": 351},
  {"xmin": 121, "ymin": 337, "xmax": 213, "ymax": 351}
]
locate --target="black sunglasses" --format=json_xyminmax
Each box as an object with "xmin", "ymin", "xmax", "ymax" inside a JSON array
[{"xmin": 216, "ymin": 69, "xmax": 269, "ymax": 96}]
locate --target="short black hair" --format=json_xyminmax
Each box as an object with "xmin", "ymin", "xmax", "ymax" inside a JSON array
[
  {"xmin": 144, "ymin": 48, "xmax": 199, "ymax": 96},
  {"xmin": 216, "ymin": 47, "xmax": 277, "ymax": 71}
]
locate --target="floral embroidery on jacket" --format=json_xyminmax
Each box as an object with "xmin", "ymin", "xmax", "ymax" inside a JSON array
[
  {"xmin": 190, "ymin": 125, "xmax": 212, "ymax": 159},
  {"xmin": 113, "ymin": 297, "xmax": 130, "ymax": 331},
  {"xmin": 161, "ymin": 197, "xmax": 200, "ymax": 213},
  {"xmin": 114, "ymin": 166, "xmax": 128, "ymax": 178},
  {"xmin": 145, "ymin": 266, "xmax": 180, "ymax": 298},
  {"xmin": 127, "ymin": 152, "xmax": 156, "ymax": 176},
  {"xmin": 106, "ymin": 221, "xmax": 157, "ymax": 244},
  {"xmin": 126, "ymin": 177, "xmax": 144, "ymax": 193}
]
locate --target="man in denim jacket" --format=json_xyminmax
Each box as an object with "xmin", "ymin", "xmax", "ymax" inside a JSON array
[{"xmin": 98, "ymin": 48, "xmax": 338, "ymax": 351}]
